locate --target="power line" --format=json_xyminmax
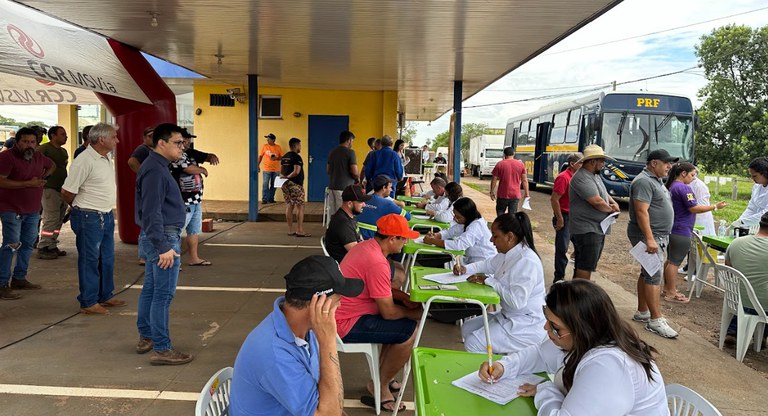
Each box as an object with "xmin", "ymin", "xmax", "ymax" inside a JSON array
[
  {"xmin": 463, "ymin": 66, "xmax": 698, "ymax": 109},
  {"xmin": 543, "ymin": 5, "xmax": 768, "ymax": 56}
]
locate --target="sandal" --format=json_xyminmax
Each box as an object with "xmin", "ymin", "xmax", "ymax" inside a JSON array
[
  {"xmin": 663, "ymin": 292, "xmax": 690, "ymax": 304},
  {"xmin": 287, "ymin": 232, "xmax": 296, "ymax": 236},
  {"xmin": 360, "ymin": 395, "xmax": 405, "ymax": 412},
  {"xmin": 295, "ymin": 233, "xmax": 312, "ymax": 237}
]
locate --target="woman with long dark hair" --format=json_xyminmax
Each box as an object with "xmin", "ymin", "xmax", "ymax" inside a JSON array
[
  {"xmin": 452, "ymin": 212, "xmax": 546, "ymax": 353},
  {"xmin": 423, "ymin": 197, "xmax": 496, "ymax": 264},
  {"xmin": 662, "ymin": 162, "xmax": 726, "ymax": 303},
  {"xmin": 477, "ymin": 280, "xmax": 668, "ymax": 414}
]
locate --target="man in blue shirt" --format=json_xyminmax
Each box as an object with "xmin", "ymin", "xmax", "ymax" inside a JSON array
[
  {"xmin": 357, "ymin": 175, "xmax": 411, "ymax": 240},
  {"xmin": 135, "ymin": 123, "xmax": 193, "ymax": 365},
  {"xmin": 231, "ymin": 256, "xmax": 364, "ymax": 416},
  {"xmin": 364, "ymin": 136, "xmax": 403, "ymax": 198}
]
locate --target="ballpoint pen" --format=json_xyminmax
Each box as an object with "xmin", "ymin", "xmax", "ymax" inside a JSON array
[{"xmin": 487, "ymin": 344, "xmax": 494, "ymax": 384}]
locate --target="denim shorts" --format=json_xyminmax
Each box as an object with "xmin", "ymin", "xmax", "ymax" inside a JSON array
[
  {"xmin": 183, "ymin": 204, "xmax": 202, "ymax": 235},
  {"xmin": 342, "ymin": 315, "xmax": 416, "ymax": 344}
]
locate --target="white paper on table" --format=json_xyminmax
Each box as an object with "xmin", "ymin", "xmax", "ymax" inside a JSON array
[
  {"xmin": 412, "ymin": 214, "xmax": 431, "ymax": 220},
  {"xmin": 600, "ymin": 212, "xmax": 620, "ymax": 234},
  {"xmin": 522, "ymin": 197, "xmax": 531, "ymax": 210},
  {"xmin": 422, "ymin": 272, "xmax": 471, "ymax": 284},
  {"xmin": 629, "ymin": 241, "xmax": 662, "ymax": 277},
  {"xmin": 273, "ymin": 177, "xmax": 288, "ymax": 187},
  {"xmin": 452, "ymin": 372, "xmax": 546, "ymax": 405},
  {"xmin": 414, "ymin": 237, "xmax": 426, "ymax": 245}
]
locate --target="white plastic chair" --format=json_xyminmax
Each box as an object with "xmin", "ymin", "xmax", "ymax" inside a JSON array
[
  {"xmin": 666, "ymin": 383, "xmax": 722, "ymax": 416},
  {"xmin": 716, "ymin": 264, "xmax": 768, "ymax": 362},
  {"xmin": 322, "ymin": 187, "xmax": 331, "ymax": 228},
  {"xmin": 195, "ymin": 366, "xmax": 233, "ymax": 416},
  {"xmin": 320, "ymin": 236, "xmax": 330, "ymax": 257},
  {"xmin": 688, "ymin": 233, "xmax": 723, "ymax": 299},
  {"xmin": 336, "ymin": 335, "xmax": 382, "ymax": 415}
]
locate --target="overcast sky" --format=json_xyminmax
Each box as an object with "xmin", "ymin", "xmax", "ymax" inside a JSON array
[{"xmin": 1, "ymin": 0, "xmax": 767, "ymax": 141}]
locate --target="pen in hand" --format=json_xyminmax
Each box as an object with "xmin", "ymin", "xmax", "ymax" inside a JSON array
[{"xmin": 487, "ymin": 345, "xmax": 494, "ymax": 385}]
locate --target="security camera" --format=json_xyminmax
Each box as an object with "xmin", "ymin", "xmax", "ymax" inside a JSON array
[{"xmin": 226, "ymin": 88, "xmax": 241, "ymax": 95}]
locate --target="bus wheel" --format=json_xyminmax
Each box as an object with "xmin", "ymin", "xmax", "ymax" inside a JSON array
[{"xmin": 528, "ymin": 181, "xmax": 537, "ymax": 191}]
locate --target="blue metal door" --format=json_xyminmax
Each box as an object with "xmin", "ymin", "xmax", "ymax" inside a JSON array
[{"xmin": 308, "ymin": 115, "xmax": 349, "ymax": 201}]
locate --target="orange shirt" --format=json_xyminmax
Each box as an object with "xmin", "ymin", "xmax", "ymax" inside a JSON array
[{"xmin": 259, "ymin": 143, "xmax": 283, "ymax": 172}]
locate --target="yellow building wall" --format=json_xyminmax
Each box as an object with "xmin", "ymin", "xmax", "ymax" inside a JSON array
[
  {"xmin": 193, "ymin": 84, "xmax": 398, "ymax": 201},
  {"xmin": 57, "ymin": 104, "xmax": 78, "ymax": 164}
]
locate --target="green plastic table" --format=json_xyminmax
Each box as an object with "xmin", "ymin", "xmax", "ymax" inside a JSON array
[
  {"xmin": 397, "ymin": 195, "xmax": 424, "ymax": 204},
  {"xmin": 702, "ymin": 235, "xmax": 735, "ymax": 252},
  {"xmin": 409, "ymin": 266, "xmax": 499, "ymax": 304},
  {"xmin": 403, "ymin": 205, "xmax": 427, "ymax": 214},
  {"xmin": 393, "ymin": 267, "xmax": 501, "ymax": 416},
  {"xmin": 409, "ymin": 217, "xmax": 450, "ymax": 231},
  {"xmin": 411, "ymin": 347, "xmax": 538, "ymax": 416},
  {"xmin": 402, "ymin": 244, "xmax": 464, "ymax": 289}
]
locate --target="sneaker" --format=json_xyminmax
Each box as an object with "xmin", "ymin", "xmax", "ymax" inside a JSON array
[
  {"xmin": 646, "ymin": 318, "xmax": 678, "ymax": 339},
  {"xmin": 10, "ymin": 279, "xmax": 41, "ymax": 290},
  {"xmin": 150, "ymin": 349, "xmax": 194, "ymax": 366},
  {"xmin": 37, "ymin": 247, "xmax": 58, "ymax": 260},
  {"xmin": 632, "ymin": 310, "xmax": 651, "ymax": 323},
  {"xmin": 677, "ymin": 266, "xmax": 687, "ymax": 275},
  {"xmin": 136, "ymin": 337, "xmax": 154, "ymax": 354},
  {"xmin": 0, "ymin": 287, "xmax": 21, "ymax": 300}
]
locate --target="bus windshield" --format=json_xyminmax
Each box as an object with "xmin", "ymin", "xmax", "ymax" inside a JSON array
[{"xmin": 601, "ymin": 112, "xmax": 693, "ymax": 162}]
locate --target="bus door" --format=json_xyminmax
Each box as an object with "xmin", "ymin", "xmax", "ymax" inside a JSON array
[{"xmin": 533, "ymin": 122, "xmax": 551, "ymax": 183}]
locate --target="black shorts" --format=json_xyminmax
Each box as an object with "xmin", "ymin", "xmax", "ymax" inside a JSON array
[
  {"xmin": 571, "ymin": 233, "xmax": 606, "ymax": 272},
  {"xmin": 342, "ymin": 315, "xmax": 417, "ymax": 344},
  {"xmin": 666, "ymin": 234, "xmax": 691, "ymax": 266}
]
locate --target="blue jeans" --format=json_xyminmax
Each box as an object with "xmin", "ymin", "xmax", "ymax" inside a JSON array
[
  {"xmin": 137, "ymin": 229, "xmax": 181, "ymax": 352},
  {"xmin": 262, "ymin": 171, "xmax": 278, "ymax": 202},
  {"xmin": 70, "ymin": 209, "xmax": 115, "ymax": 308},
  {"xmin": 553, "ymin": 213, "xmax": 570, "ymax": 282},
  {"xmin": 0, "ymin": 211, "xmax": 40, "ymax": 285}
]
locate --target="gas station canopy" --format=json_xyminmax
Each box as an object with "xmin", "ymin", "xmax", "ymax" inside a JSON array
[{"xmin": 7, "ymin": 0, "xmax": 621, "ymax": 119}]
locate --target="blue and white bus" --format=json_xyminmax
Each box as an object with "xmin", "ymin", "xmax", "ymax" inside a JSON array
[{"xmin": 503, "ymin": 91, "xmax": 695, "ymax": 197}]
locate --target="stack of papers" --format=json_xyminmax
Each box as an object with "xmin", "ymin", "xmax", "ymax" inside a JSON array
[
  {"xmin": 600, "ymin": 212, "xmax": 620, "ymax": 233},
  {"xmin": 422, "ymin": 272, "xmax": 471, "ymax": 284},
  {"xmin": 522, "ymin": 197, "xmax": 532, "ymax": 210},
  {"xmin": 452, "ymin": 371, "xmax": 546, "ymax": 405},
  {"xmin": 629, "ymin": 241, "xmax": 662, "ymax": 277},
  {"xmin": 273, "ymin": 177, "xmax": 288, "ymax": 187},
  {"xmin": 412, "ymin": 214, "xmax": 431, "ymax": 220}
]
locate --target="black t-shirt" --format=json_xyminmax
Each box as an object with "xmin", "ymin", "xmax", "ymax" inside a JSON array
[
  {"xmin": 280, "ymin": 151, "xmax": 304, "ymax": 186},
  {"xmin": 325, "ymin": 209, "xmax": 361, "ymax": 263}
]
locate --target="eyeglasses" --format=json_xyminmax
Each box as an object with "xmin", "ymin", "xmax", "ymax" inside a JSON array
[
  {"xmin": 542, "ymin": 305, "xmax": 570, "ymax": 339},
  {"xmin": 170, "ymin": 140, "xmax": 185, "ymax": 148}
]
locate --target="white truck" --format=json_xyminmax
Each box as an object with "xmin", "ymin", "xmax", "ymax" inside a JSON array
[{"xmin": 468, "ymin": 135, "xmax": 504, "ymax": 178}]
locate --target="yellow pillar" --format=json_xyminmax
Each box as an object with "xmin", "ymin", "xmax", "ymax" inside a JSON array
[
  {"xmin": 381, "ymin": 90, "xmax": 398, "ymax": 137},
  {"xmin": 57, "ymin": 104, "xmax": 78, "ymax": 162}
]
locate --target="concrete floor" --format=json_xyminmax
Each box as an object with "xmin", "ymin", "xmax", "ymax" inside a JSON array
[{"xmin": 2, "ymin": 199, "xmax": 768, "ymax": 415}]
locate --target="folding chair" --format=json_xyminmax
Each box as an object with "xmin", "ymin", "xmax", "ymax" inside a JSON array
[
  {"xmin": 336, "ymin": 335, "xmax": 382, "ymax": 415},
  {"xmin": 320, "ymin": 236, "xmax": 330, "ymax": 257},
  {"xmin": 195, "ymin": 367, "xmax": 233, "ymax": 416},
  {"xmin": 688, "ymin": 233, "xmax": 723, "ymax": 299},
  {"xmin": 666, "ymin": 383, "xmax": 722, "ymax": 416},
  {"xmin": 716, "ymin": 264, "xmax": 768, "ymax": 362},
  {"xmin": 322, "ymin": 187, "xmax": 331, "ymax": 228}
]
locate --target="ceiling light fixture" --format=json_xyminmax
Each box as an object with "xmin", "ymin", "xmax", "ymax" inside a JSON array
[{"xmin": 148, "ymin": 11, "xmax": 159, "ymax": 28}]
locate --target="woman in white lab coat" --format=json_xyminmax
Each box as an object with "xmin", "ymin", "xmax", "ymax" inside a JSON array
[
  {"xmin": 422, "ymin": 197, "xmax": 496, "ymax": 264},
  {"xmin": 477, "ymin": 280, "xmax": 668, "ymax": 415},
  {"xmin": 735, "ymin": 157, "xmax": 768, "ymax": 228},
  {"xmin": 428, "ymin": 182, "xmax": 463, "ymax": 224},
  {"xmin": 453, "ymin": 212, "xmax": 546, "ymax": 354}
]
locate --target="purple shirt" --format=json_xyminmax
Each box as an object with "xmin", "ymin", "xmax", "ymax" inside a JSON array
[{"xmin": 669, "ymin": 180, "xmax": 698, "ymax": 236}]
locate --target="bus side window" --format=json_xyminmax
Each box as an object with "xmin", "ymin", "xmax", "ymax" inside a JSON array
[
  {"xmin": 551, "ymin": 111, "xmax": 568, "ymax": 144},
  {"xmin": 565, "ymin": 109, "xmax": 580, "ymax": 143},
  {"xmin": 527, "ymin": 118, "xmax": 538, "ymax": 145}
]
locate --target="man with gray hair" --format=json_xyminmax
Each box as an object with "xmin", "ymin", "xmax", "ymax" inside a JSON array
[
  {"xmin": 549, "ymin": 152, "xmax": 583, "ymax": 283},
  {"xmin": 62, "ymin": 123, "xmax": 126, "ymax": 315},
  {"xmin": 363, "ymin": 135, "xmax": 404, "ymax": 198}
]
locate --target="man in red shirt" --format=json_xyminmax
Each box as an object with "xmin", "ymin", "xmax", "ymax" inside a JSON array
[
  {"xmin": 490, "ymin": 147, "xmax": 529, "ymax": 216},
  {"xmin": 0, "ymin": 127, "xmax": 55, "ymax": 300},
  {"xmin": 337, "ymin": 214, "xmax": 422, "ymax": 412},
  {"xmin": 550, "ymin": 153, "xmax": 583, "ymax": 283}
]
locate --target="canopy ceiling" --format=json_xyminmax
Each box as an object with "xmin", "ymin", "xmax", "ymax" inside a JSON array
[{"xmin": 12, "ymin": 0, "xmax": 622, "ymax": 120}]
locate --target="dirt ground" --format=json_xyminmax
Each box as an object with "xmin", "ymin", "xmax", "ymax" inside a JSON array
[{"xmin": 461, "ymin": 175, "xmax": 768, "ymax": 377}]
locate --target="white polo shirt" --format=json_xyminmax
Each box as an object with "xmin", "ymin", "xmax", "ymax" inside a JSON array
[{"xmin": 61, "ymin": 146, "xmax": 116, "ymax": 213}]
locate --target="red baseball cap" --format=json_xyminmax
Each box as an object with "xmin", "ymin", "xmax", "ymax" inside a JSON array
[{"xmin": 376, "ymin": 214, "xmax": 420, "ymax": 239}]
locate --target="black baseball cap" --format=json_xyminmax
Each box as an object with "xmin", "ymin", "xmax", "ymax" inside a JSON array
[
  {"xmin": 180, "ymin": 128, "xmax": 197, "ymax": 139},
  {"xmin": 342, "ymin": 184, "xmax": 372, "ymax": 202},
  {"xmin": 373, "ymin": 175, "xmax": 393, "ymax": 189},
  {"xmin": 285, "ymin": 256, "xmax": 364, "ymax": 301},
  {"xmin": 265, "ymin": 133, "xmax": 276, "ymax": 140},
  {"xmin": 647, "ymin": 149, "xmax": 678, "ymax": 163}
]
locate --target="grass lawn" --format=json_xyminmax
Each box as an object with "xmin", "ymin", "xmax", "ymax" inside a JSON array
[{"xmin": 704, "ymin": 174, "xmax": 754, "ymax": 223}]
